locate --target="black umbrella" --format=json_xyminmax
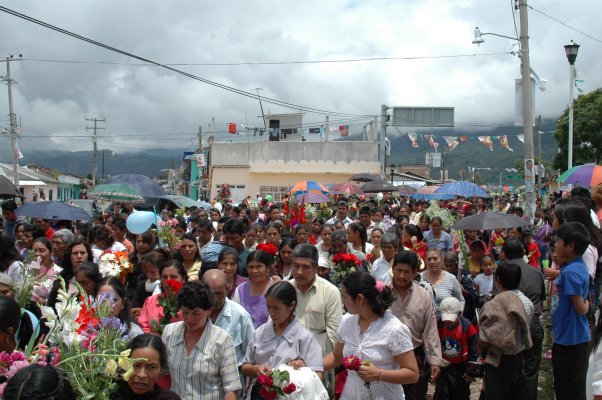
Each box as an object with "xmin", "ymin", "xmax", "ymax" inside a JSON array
[
  {"xmin": 15, "ymin": 200, "xmax": 92, "ymax": 221},
  {"xmin": 349, "ymin": 173, "xmax": 381, "ymax": 183},
  {"xmin": 103, "ymin": 174, "xmax": 167, "ymax": 197},
  {"xmin": 0, "ymin": 175, "xmax": 21, "ymax": 198},
  {"xmin": 361, "ymin": 179, "xmax": 399, "ymax": 193},
  {"xmin": 452, "ymin": 212, "xmax": 530, "ymax": 230}
]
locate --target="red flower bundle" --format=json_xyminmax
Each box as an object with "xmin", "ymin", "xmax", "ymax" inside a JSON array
[
  {"xmin": 332, "ymin": 253, "xmax": 362, "ymax": 286},
  {"xmin": 256, "ymin": 242, "xmax": 278, "ymax": 256},
  {"xmin": 256, "ymin": 367, "xmax": 298, "ymax": 398},
  {"xmin": 151, "ymin": 279, "xmax": 183, "ymax": 334}
]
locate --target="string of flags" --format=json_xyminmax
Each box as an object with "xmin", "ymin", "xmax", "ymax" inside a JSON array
[
  {"xmin": 226, "ymin": 123, "xmax": 353, "ymax": 138},
  {"xmin": 404, "ymin": 132, "xmax": 527, "ymax": 152}
]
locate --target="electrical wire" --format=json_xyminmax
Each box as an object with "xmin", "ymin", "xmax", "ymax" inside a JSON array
[
  {"xmin": 0, "ymin": 6, "xmax": 375, "ymax": 118},
  {"xmin": 528, "ymin": 5, "xmax": 602, "ymax": 44}
]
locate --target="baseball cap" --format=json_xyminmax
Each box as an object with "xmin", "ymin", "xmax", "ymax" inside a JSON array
[
  {"xmin": 318, "ymin": 256, "xmax": 333, "ymax": 270},
  {"xmin": 440, "ymin": 297, "xmax": 462, "ymax": 322}
]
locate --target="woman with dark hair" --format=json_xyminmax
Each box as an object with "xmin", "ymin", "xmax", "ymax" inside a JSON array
[
  {"xmin": 265, "ymin": 223, "xmax": 282, "ymax": 247},
  {"xmin": 423, "ymin": 216, "xmax": 453, "ymax": 253},
  {"xmin": 418, "ymin": 214, "xmax": 431, "ymax": 233},
  {"xmin": 402, "ymin": 224, "xmax": 427, "ymax": 261},
  {"xmin": 0, "ymin": 234, "xmax": 23, "ymax": 283},
  {"xmin": 111, "ymin": 334, "xmax": 180, "ymax": 400},
  {"xmin": 323, "ymin": 271, "xmax": 419, "ymax": 399},
  {"xmin": 347, "ymin": 222, "xmax": 373, "ymax": 260},
  {"xmin": 421, "ymin": 248, "xmax": 465, "ymax": 311},
  {"xmin": 233, "ymin": 246, "xmax": 276, "ymax": 328},
  {"xmin": 162, "ymin": 280, "xmax": 241, "ymax": 400},
  {"xmin": 3, "ymin": 364, "xmax": 76, "ymax": 400},
  {"xmin": 294, "ymin": 224, "xmax": 309, "ymax": 245},
  {"xmin": 131, "ymin": 248, "xmax": 171, "ymax": 310},
  {"xmin": 74, "ymin": 262, "xmax": 102, "ymax": 298},
  {"xmin": 317, "ymin": 224, "xmax": 335, "ymax": 258},
  {"xmin": 173, "ymin": 233, "xmax": 202, "ymax": 280},
  {"xmin": 310, "ymin": 218, "xmax": 324, "ymax": 244},
  {"xmin": 242, "ymin": 281, "xmax": 325, "ymax": 398},
  {"xmin": 217, "ymin": 247, "xmax": 247, "ymax": 299},
  {"xmin": 0, "ymin": 296, "xmax": 34, "ymax": 353},
  {"xmin": 138, "ymin": 259, "xmax": 187, "ymax": 333},
  {"xmin": 95, "ymin": 276, "xmax": 143, "ymax": 338},
  {"xmin": 274, "ymin": 237, "xmax": 296, "ymax": 280}
]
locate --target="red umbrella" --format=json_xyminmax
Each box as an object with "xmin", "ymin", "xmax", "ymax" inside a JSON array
[{"xmin": 330, "ymin": 182, "xmax": 364, "ymax": 196}]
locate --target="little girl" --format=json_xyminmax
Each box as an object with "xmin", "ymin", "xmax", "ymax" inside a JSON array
[{"xmin": 474, "ymin": 255, "xmax": 496, "ymax": 296}]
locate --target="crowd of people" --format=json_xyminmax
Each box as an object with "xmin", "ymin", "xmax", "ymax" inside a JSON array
[{"xmin": 0, "ymin": 185, "xmax": 600, "ymax": 400}]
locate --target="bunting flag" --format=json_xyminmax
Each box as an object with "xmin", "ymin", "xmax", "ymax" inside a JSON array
[
  {"xmin": 443, "ymin": 136, "xmax": 459, "ymax": 151},
  {"xmin": 530, "ymin": 68, "xmax": 547, "ymax": 91},
  {"xmin": 228, "ymin": 123, "xmax": 237, "ymax": 134},
  {"xmin": 426, "ymin": 135, "xmax": 439, "ymax": 151},
  {"xmin": 478, "ymin": 136, "xmax": 494, "ymax": 151},
  {"xmin": 460, "ymin": 136, "xmax": 469, "ymax": 142},
  {"xmin": 499, "ymin": 135, "xmax": 514, "ymax": 152},
  {"xmin": 385, "ymin": 137, "xmax": 391, "ymax": 156},
  {"xmin": 517, "ymin": 134, "xmax": 525, "ymax": 143},
  {"xmin": 407, "ymin": 132, "xmax": 419, "ymax": 148},
  {"xmin": 338, "ymin": 125, "xmax": 349, "ymax": 137},
  {"xmin": 15, "ymin": 142, "xmax": 23, "ymax": 159}
]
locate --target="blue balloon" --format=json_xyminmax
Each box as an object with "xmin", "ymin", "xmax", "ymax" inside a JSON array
[{"xmin": 126, "ymin": 211, "xmax": 156, "ymax": 234}]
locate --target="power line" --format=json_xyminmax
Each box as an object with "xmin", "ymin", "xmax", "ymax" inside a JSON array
[
  {"xmin": 10, "ymin": 52, "xmax": 514, "ymax": 67},
  {"xmin": 0, "ymin": 6, "xmax": 373, "ymax": 118},
  {"xmin": 528, "ymin": 5, "xmax": 602, "ymax": 44}
]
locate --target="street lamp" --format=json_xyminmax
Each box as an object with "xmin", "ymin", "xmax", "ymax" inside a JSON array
[
  {"xmin": 472, "ymin": 27, "xmax": 519, "ymax": 45},
  {"xmin": 564, "ymin": 40, "xmax": 580, "ymax": 170}
]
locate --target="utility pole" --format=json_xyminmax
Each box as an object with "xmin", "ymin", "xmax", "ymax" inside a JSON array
[
  {"xmin": 324, "ymin": 116, "xmax": 330, "ymax": 142},
  {"xmin": 536, "ymin": 114, "xmax": 542, "ymax": 195},
  {"xmin": 519, "ymin": 0, "xmax": 535, "ymax": 221},
  {"xmin": 198, "ymin": 126, "xmax": 203, "ymax": 200},
  {"xmin": 380, "ymin": 105, "xmax": 388, "ymax": 175},
  {"xmin": 2, "ymin": 56, "xmax": 20, "ymax": 185},
  {"xmin": 255, "ymin": 89, "xmax": 267, "ymax": 132},
  {"xmin": 86, "ymin": 117, "xmax": 105, "ymax": 187}
]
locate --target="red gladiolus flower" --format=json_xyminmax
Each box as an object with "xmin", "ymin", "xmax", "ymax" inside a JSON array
[
  {"xmin": 259, "ymin": 386, "xmax": 277, "ymax": 400},
  {"xmin": 283, "ymin": 383, "xmax": 297, "ymax": 394},
  {"xmin": 257, "ymin": 373, "xmax": 273, "ymax": 387},
  {"xmin": 256, "ymin": 242, "xmax": 278, "ymax": 256}
]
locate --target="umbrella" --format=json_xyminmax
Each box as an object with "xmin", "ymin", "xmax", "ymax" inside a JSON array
[
  {"xmin": 89, "ymin": 183, "xmax": 145, "ymax": 202},
  {"xmin": 435, "ymin": 181, "xmax": 490, "ymax": 198},
  {"xmin": 452, "ymin": 211, "xmax": 530, "ymax": 230},
  {"xmin": 360, "ymin": 179, "xmax": 398, "ymax": 193},
  {"xmin": 289, "ymin": 180, "xmax": 329, "ymax": 196},
  {"xmin": 397, "ymin": 185, "xmax": 417, "ymax": 195},
  {"xmin": 348, "ymin": 173, "xmax": 381, "ymax": 182},
  {"xmin": 416, "ymin": 185, "xmax": 441, "ymax": 194},
  {"xmin": 0, "ymin": 175, "xmax": 21, "ymax": 198},
  {"xmin": 330, "ymin": 182, "xmax": 364, "ymax": 196},
  {"xmin": 15, "ymin": 200, "xmax": 92, "ymax": 221},
  {"xmin": 296, "ymin": 193, "xmax": 332, "ymax": 204},
  {"xmin": 103, "ymin": 174, "xmax": 167, "ymax": 197},
  {"xmin": 557, "ymin": 163, "xmax": 602, "ymax": 187}
]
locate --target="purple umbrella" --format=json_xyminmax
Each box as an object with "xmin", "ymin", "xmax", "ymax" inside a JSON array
[{"xmin": 296, "ymin": 193, "xmax": 332, "ymax": 204}]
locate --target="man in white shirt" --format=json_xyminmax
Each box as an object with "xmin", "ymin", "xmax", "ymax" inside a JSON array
[{"xmin": 326, "ymin": 200, "xmax": 354, "ymax": 228}]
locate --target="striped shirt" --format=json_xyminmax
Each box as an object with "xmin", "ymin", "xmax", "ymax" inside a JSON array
[
  {"xmin": 162, "ymin": 320, "xmax": 241, "ymax": 400},
  {"xmin": 420, "ymin": 270, "xmax": 465, "ymax": 312}
]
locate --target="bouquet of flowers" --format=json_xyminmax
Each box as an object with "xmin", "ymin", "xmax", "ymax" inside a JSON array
[
  {"xmin": 0, "ymin": 351, "xmax": 35, "ymax": 395},
  {"xmin": 157, "ymin": 217, "xmax": 182, "ymax": 250},
  {"xmin": 12, "ymin": 254, "xmax": 61, "ymax": 308},
  {"xmin": 98, "ymin": 250, "xmax": 133, "ymax": 284},
  {"xmin": 305, "ymin": 203, "xmax": 332, "ymax": 221},
  {"xmin": 150, "ymin": 279, "xmax": 183, "ymax": 334},
  {"xmin": 343, "ymin": 355, "xmax": 374, "ymax": 399},
  {"xmin": 331, "ymin": 253, "xmax": 362, "ymax": 286},
  {"xmin": 257, "ymin": 368, "xmax": 298, "ymax": 399},
  {"xmin": 282, "ymin": 197, "xmax": 307, "ymax": 236},
  {"xmin": 217, "ymin": 183, "xmax": 232, "ymax": 205},
  {"xmin": 38, "ymin": 280, "xmax": 136, "ymax": 400},
  {"xmin": 424, "ymin": 200, "xmax": 456, "ymax": 230}
]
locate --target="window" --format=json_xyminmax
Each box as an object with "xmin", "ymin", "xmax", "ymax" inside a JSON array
[{"xmin": 259, "ymin": 186, "xmax": 289, "ymax": 202}]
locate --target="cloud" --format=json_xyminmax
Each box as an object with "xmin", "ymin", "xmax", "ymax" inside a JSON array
[{"xmin": 0, "ymin": 0, "xmax": 599, "ymax": 154}]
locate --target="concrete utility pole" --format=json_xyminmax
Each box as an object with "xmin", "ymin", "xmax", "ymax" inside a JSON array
[
  {"xmin": 324, "ymin": 116, "xmax": 329, "ymax": 142},
  {"xmin": 380, "ymin": 105, "xmax": 388, "ymax": 175},
  {"xmin": 519, "ymin": 0, "xmax": 535, "ymax": 221},
  {"xmin": 2, "ymin": 56, "xmax": 19, "ymax": 185},
  {"xmin": 537, "ymin": 114, "xmax": 542, "ymax": 195},
  {"xmin": 86, "ymin": 117, "xmax": 105, "ymax": 187}
]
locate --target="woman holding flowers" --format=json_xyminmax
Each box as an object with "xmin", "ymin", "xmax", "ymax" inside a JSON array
[
  {"xmin": 162, "ymin": 280, "xmax": 241, "ymax": 400},
  {"xmin": 323, "ymin": 271, "xmax": 419, "ymax": 400},
  {"xmin": 111, "ymin": 334, "xmax": 180, "ymax": 400},
  {"xmin": 233, "ymin": 244, "xmax": 276, "ymax": 328},
  {"xmin": 138, "ymin": 260, "xmax": 187, "ymax": 334},
  {"xmin": 31, "ymin": 238, "xmax": 63, "ymax": 304},
  {"xmin": 49, "ymin": 238, "xmax": 93, "ymax": 307},
  {"xmin": 96, "ymin": 276, "xmax": 144, "ymax": 338},
  {"xmin": 217, "ymin": 247, "xmax": 247, "ymax": 299},
  {"xmin": 241, "ymin": 281, "xmax": 325, "ymax": 399}
]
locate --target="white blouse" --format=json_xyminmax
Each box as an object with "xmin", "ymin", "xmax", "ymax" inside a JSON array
[{"xmin": 337, "ymin": 311, "xmax": 414, "ymax": 400}]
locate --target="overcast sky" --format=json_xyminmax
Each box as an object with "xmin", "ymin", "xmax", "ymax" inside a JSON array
[{"xmin": 0, "ymin": 0, "xmax": 600, "ymax": 154}]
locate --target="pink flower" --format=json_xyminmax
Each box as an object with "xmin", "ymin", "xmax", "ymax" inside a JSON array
[
  {"xmin": 9, "ymin": 352, "xmax": 26, "ymax": 363},
  {"xmin": 375, "ymin": 280, "xmax": 386, "ymax": 293}
]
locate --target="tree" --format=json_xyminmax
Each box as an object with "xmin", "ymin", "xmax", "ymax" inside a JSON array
[{"xmin": 553, "ymin": 88, "xmax": 602, "ymax": 170}]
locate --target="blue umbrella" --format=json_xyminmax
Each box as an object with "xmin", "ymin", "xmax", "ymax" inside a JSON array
[
  {"xmin": 410, "ymin": 193, "xmax": 455, "ymax": 200},
  {"xmin": 103, "ymin": 174, "xmax": 167, "ymax": 197},
  {"xmin": 434, "ymin": 181, "xmax": 489, "ymax": 198},
  {"xmin": 16, "ymin": 201, "xmax": 92, "ymax": 221}
]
